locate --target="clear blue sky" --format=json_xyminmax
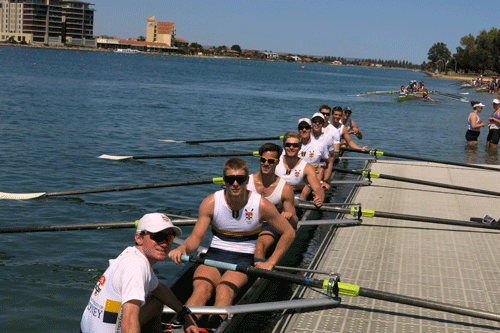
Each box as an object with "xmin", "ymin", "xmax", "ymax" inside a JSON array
[{"xmin": 93, "ymin": 0, "xmax": 498, "ymax": 64}]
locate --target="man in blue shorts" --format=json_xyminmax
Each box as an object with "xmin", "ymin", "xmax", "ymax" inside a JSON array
[{"xmin": 169, "ymin": 158, "xmax": 295, "ymax": 329}]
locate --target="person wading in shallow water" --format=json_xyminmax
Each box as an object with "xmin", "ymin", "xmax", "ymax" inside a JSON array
[{"xmin": 466, "ymin": 101, "xmax": 486, "ymax": 146}]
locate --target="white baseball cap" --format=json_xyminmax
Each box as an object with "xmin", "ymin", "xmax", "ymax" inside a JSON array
[
  {"xmin": 136, "ymin": 213, "xmax": 182, "ymax": 236},
  {"xmin": 311, "ymin": 112, "xmax": 325, "ymax": 121},
  {"xmin": 298, "ymin": 118, "xmax": 312, "ymax": 126},
  {"xmin": 493, "ymin": 99, "xmax": 500, "ymax": 104}
]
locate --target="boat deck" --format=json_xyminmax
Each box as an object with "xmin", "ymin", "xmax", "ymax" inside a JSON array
[{"xmin": 276, "ymin": 160, "xmax": 500, "ymax": 332}]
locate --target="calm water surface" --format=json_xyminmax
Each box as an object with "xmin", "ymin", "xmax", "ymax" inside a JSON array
[{"xmin": 0, "ymin": 46, "xmax": 498, "ymax": 332}]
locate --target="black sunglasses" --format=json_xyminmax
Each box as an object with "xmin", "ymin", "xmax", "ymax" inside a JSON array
[
  {"xmin": 145, "ymin": 232, "xmax": 175, "ymax": 244},
  {"xmin": 312, "ymin": 118, "xmax": 323, "ymax": 124},
  {"xmin": 321, "ymin": 112, "xmax": 330, "ymax": 117},
  {"xmin": 223, "ymin": 175, "xmax": 248, "ymax": 185},
  {"xmin": 298, "ymin": 125, "xmax": 311, "ymax": 131},
  {"xmin": 344, "ymin": 111, "xmax": 352, "ymax": 115},
  {"xmin": 285, "ymin": 142, "xmax": 300, "ymax": 148},
  {"xmin": 260, "ymin": 157, "xmax": 278, "ymax": 164}
]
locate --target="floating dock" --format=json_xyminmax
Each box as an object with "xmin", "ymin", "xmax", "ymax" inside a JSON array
[{"xmin": 275, "ymin": 160, "xmax": 500, "ymax": 332}]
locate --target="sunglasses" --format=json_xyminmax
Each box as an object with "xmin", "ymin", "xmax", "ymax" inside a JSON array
[
  {"xmin": 145, "ymin": 232, "xmax": 175, "ymax": 244},
  {"xmin": 298, "ymin": 125, "xmax": 311, "ymax": 131},
  {"xmin": 312, "ymin": 118, "xmax": 323, "ymax": 124},
  {"xmin": 260, "ymin": 157, "xmax": 278, "ymax": 164},
  {"xmin": 321, "ymin": 112, "xmax": 330, "ymax": 117},
  {"xmin": 285, "ymin": 142, "xmax": 300, "ymax": 148},
  {"xmin": 344, "ymin": 111, "xmax": 352, "ymax": 115},
  {"xmin": 223, "ymin": 175, "xmax": 248, "ymax": 185}
]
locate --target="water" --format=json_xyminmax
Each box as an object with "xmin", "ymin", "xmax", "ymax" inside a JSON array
[{"xmin": 0, "ymin": 46, "xmax": 498, "ymax": 332}]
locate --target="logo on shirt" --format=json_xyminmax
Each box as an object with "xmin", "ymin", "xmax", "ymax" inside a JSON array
[
  {"xmin": 245, "ymin": 209, "xmax": 254, "ymax": 223},
  {"xmin": 294, "ymin": 170, "xmax": 300, "ymax": 179},
  {"xmin": 93, "ymin": 274, "xmax": 106, "ymax": 296},
  {"xmin": 308, "ymin": 150, "xmax": 315, "ymax": 159}
]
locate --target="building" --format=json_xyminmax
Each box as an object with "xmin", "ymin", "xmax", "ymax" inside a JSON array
[
  {"xmin": 0, "ymin": 0, "xmax": 95, "ymax": 46},
  {"xmin": 146, "ymin": 15, "xmax": 174, "ymax": 47},
  {"xmin": 96, "ymin": 16, "xmax": 184, "ymax": 53}
]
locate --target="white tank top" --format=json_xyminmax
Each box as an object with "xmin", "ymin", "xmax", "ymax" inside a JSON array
[
  {"xmin": 275, "ymin": 158, "xmax": 307, "ymax": 190},
  {"xmin": 210, "ymin": 189, "xmax": 262, "ymax": 254},
  {"xmin": 247, "ymin": 174, "xmax": 286, "ymax": 211}
]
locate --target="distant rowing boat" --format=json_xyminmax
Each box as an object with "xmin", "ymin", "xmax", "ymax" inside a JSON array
[{"xmin": 114, "ymin": 48, "xmax": 141, "ymax": 54}]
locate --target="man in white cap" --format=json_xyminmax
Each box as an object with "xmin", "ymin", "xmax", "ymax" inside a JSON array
[
  {"xmin": 80, "ymin": 213, "xmax": 198, "ymax": 333},
  {"xmin": 298, "ymin": 116, "xmax": 332, "ymax": 191}
]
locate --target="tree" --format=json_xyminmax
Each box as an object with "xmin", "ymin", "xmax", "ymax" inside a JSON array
[
  {"xmin": 427, "ymin": 42, "xmax": 451, "ymax": 71},
  {"xmin": 230, "ymin": 44, "xmax": 242, "ymax": 54},
  {"xmin": 137, "ymin": 36, "xmax": 145, "ymax": 41}
]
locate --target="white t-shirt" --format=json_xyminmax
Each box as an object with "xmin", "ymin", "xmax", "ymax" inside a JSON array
[
  {"xmin": 298, "ymin": 140, "xmax": 329, "ymax": 168},
  {"xmin": 323, "ymin": 124, "xmax": 341, "ymax": 145},
  {"xmin": 80, "ymin": 246, "xmax": 159, "ymax": 333}
]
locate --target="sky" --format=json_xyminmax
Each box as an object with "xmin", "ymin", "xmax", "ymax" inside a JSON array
[{"xmin": 92, "ymin": 0, "xmax": 499, "ymax": 64}]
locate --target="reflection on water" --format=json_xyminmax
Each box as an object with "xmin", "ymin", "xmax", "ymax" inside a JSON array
[
  {"xmin": 464, "ymin": 144, "xmax": 478, "ymax": 164},
  {"xmin": 484, "ymin": 148, "xmax": 500, "ymax": 165}
]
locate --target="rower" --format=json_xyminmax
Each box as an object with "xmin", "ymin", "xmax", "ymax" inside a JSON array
[
  {"xmin": 340, "ymin": 107, "xmax": 363, "ymax": 139},
  {"xmin": 329, "ymin": 107, "xmax": 368, "ymax": 151},
  {"xmin": 248, "ymin": 143, "xmax": 298, "ymax": 261},
  {"xmin": 274, "ymin": 132, "xmax": 324, "ymax": 206},
  {"xmin": 168, "ymin": 158, "xmax": 295, "ymax": 329},
  {"xmin": 422, "ymin": 92, "xmax": 438, "ymax": 102}
]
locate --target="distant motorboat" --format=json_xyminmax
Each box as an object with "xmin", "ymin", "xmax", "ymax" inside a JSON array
[{"xmin": 114, "ymin": 48, "xmax": 141, "ymax": 54}]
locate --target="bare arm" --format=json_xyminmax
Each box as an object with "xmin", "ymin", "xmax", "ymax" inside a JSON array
[
  {"xmin": 304, "ymin": 163, "xmax": 324, "ymax": 207},
  {"xmin": 470, "ymin": 113, "xmax": 485, "ymax": 129},
  {"xmin": 281, "ymin": 182, "xmax": 298, "ymax": 229},
  {"xmin": 350, "ymin": 120, "xmax": 363, "ymax": 139},
  {"xmin": 151, "ymin": 283, "xmax": 198, "ymax": 333},
  {"xmin": 256, "ymin": 198, "xmax": 295, "ymax": 269},
  {"xmin": 342, "ymin": 127, "xmax": 368, "ymax": 150},
  {"xmin": 168, "ymin": 195, "xmax": 213, "ymax": 264},
  {"xmin": 121, "ymin": 300, "xmax": 142, "ymax": 333}
]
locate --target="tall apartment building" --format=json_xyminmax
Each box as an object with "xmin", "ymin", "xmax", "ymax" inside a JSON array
[
  {"xmin": 146, "ymin": 15, "xmax": 175, "ymax": 47},
  {"xmin": 0, "ymin": 0, "xmax": 95, "ymax": 45}
]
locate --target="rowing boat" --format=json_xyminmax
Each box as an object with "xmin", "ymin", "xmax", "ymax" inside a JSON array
[{"xmin": 160, "ymin": 159, "xmax": 366, "ymax": 332}]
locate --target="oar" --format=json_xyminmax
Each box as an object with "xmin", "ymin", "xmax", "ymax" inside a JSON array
[
  {"xmin": 341, "ymin": 147, "xmax": 500, "ymax": 172},
  {"xmin": 180, "ymin": 255, "xmax": 500, "ymax": 322},
  {"xmin": 295, "ymin": 202, "xmax": 500, "ymax": 230},
  {"xmin": 0, "ymin": 177, "xmax": 223, "ymax": 200},
  {"xmin": 159, "ymin": 136, "xmax": 284, "ymax": 144},
  {"xmin": 331, "ymin": 166, "xmax": 500, "ymax": 198},
  {"xmin": 355, "ymin": 90, "xmax": 398, "ymax": 97},
  {"xmin": 99, "ymin": 151, "xmax": 260, "ymax": 161},
  {"xmin": 0, "ymin": 218, "xmax": 198, "ymax": 234},
  {"xmin": 429, "ymin": 91, "xmax": 468, "ymax": 102}
]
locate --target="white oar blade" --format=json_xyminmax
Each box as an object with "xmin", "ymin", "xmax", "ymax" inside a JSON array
[
  {"xmin": 98, "ymin": 154, "xmax": 133, "ymax": 161},
  {"xmin": 158, "ymin": 139, "xmax": 186, "ymax": 143},
  {"xmin": 0, "ymin": 192, "xmax": 46, "ymax": 200}
]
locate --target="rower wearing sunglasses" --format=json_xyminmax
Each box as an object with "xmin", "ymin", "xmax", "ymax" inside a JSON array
[
  {"xmin": 246, "ymin": 143, "xmax": 298, "ymax": 261},
  {"xmin": 275, "ymin": 132, "xmax": 324, "ymax": 207},
  {"xmin": 168, "ymin": 158, "xmax": 295, "ymax": 329},
  {"xmin": 80, "ymin": 213, "xmax": 198, "ymax": 333}
]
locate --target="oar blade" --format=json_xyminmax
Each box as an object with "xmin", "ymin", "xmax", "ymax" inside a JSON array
[
  {"xmin": 98, "ymin": 154, "xmax": 133, "ymax": 161},
  {"xmin": 0, "ymin": 192, "xmax": 46, "ymax": 200}
]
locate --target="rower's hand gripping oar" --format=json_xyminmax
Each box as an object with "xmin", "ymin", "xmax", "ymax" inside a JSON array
[
  {"xmin": 99, "ymin": 151, "xmax": 260, "ymax": 161},
  {"xmin": 180, "ymin": 256, "xmax": 500, "ymax": 322},
  {"xmin": 341, "ymin": 147, "xmax": 500, "ymax": 172},
  {"xmin": 0, "ymin": 177, "xmax": 224, "ymax": 200}
]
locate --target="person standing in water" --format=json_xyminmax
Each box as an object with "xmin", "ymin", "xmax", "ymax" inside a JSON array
[
  {"xmin": 487, "ymin": 99, "xmax": 500, "ymax": 149},
  {"xmin": 466, "ymin": 101, "xmax": 486, "ymax": 146}
]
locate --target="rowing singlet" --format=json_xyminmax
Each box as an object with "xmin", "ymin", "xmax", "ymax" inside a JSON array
[
  {"xmin": 341, "ymin": 118, "xmax": 352, "ymax": 131},
  {"xmin": 210, "ymin": 190, "xmax": 262, "ymax": 254},
  {"xmin": 275, "ymin": 158, "xmax": 307, "ymax": 190},
  {"xmin": 322, "ymin": 124, "xmax": 341, "ymax": 144},
  {"xmin": 247, "ymin": 174, "xmax": 286, "ymax": 211},
  {"xmin": 468, "ymin": 112, "xmax": 482, "ymax": 132},
  {"xmin": 311, "ymin": 130, "xmax": 335, "ymax": 152},
  {"xmin": 80, "ymin": 247, "xmax": 158, "ymax": 333}
]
